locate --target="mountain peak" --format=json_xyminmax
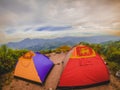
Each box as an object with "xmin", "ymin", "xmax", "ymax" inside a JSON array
[{"xmin": 22, "ymin": 38, "xmax": 31, "ymax": 42}]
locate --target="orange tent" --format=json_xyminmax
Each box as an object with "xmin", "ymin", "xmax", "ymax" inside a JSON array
[{"xmin": 14, "ymin": 51, "xmax": 54, "ymax": 83}]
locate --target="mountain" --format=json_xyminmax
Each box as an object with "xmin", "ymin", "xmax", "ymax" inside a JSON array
[{"xmin": 6, "ymin": 36, "xmax": 120, "ymax": 51}]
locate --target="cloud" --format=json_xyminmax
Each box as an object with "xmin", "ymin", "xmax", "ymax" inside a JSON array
[
  {"xmin": 5, "ymin": 29, "xmax": 16, "ymax": 34},
  {"xmin": 0, "ymin": 0, "xmax": 32, "ymax": 13},
  {"xmin": 0, "ymin": 0, "xmax": 120, "ymax": 44},
  {"xmin": 108, "ymin": 30, "xmax": 120, "ymax": 36},
  {"xmin": 36, "ymin": 26, "xmax": 72, "ymax": 31},
  {"xmin": 0, "ymin": 30, "xmax": 6, "ymax": 44}
]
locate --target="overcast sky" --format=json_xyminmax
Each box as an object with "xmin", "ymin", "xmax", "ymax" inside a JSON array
[{"xmin": 0, "ymin": 0, "xmax": 120, "ymax": 44}]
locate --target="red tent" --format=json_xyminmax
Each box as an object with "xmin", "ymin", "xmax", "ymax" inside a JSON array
[{"xmin": 59, "ymin": 45, "xmax": 110, "ymax": 87}]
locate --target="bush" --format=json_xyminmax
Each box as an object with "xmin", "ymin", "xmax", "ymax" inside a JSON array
[
  {"xmin": 40, "ymin": 49, "xmax": 52, "ymax": 54},
  {"xmin": 53, "ymin": 45, "xmax": 71, "ymax": 53},
  {"xmin": 0, "ymin": 45, "xmax": 28, "ymax": 74},
  {"xmin": 108, "ymin": 61, "xmax": 120, "ymax": 75},
  {"xmin": 108, "ymin": 51, "xmax": 120, "ymax": 64}
]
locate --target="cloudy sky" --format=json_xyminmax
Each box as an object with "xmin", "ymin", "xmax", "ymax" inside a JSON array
[{"xmin": 0, "ymin": 0, "xmax": 120, "ymax": 44}]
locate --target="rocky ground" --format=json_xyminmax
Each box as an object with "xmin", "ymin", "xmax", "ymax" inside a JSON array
[{"xmin": 2, "ymin": 53, "xmax": 120, "ymax": 90}]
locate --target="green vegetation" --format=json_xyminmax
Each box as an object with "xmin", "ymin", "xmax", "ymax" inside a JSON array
[
  {"xmin": 40, "ymin": 49, "xmax": 52, "ymax": 54},
  {"xmin": 40, "ymin": 45, "xmax": 71, "ymax": 54},
  {"xmin": 0, "ymin": 45, "xmax": 28, "ymax": 89},
  {"xmin": 52, "ymin": 45, "xmax": 71, "ymax": 53},
  {"xmin": 101, "ymin": 41, "xmax": 120, "ymax": 74},
  {"xmin": 0, "ymin": 45, "xmax": 28, "ymax": 74}
]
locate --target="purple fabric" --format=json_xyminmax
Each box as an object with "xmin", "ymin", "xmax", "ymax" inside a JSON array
[{"xmin": 33, "ymin": 52, "xmax": 53, "ymax": 82}]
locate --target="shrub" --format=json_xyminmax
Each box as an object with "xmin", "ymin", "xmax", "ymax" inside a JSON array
[
  {"xmin": 108, "ymin": 51, "xmax": 120, "ymax": 64},
  {"xmin": 40, "ymin": 49, "xmax": 52, "ymax": 54},
  {"xmin": 108, "ymin": 61, "xmax": 120, "ymax": 75},
  {"xmin": 53, "ymin": 45, "xmax": 71, "ymax": 53},
  {"xmin": 0, "ymin": 45, "xmax": 28, "ymax": 74}
]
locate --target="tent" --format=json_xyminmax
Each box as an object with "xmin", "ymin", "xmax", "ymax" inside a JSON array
[
  {"xmin": 59, "ymin": 45, "xmax": 110, "ymax": 87},
  {"xmin": 14, "ymin": 51, "xmax": 54, "ymax": 83}
]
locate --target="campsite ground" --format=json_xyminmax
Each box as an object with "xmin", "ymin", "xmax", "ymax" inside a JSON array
[{"xmin": 2, "ymin": 53, "xmax": 120, "ymax": 90}]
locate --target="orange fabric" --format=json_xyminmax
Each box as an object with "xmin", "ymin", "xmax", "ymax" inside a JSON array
[
  {"xmin": 23, "ymin": 51, "xmax": 35, "ymax": 59},
  {"xmin": 70, "ymin": 48, "xmax": 77, "ymax": 57},
  {"xmin": 14, "ymin": 57, "xmax": 42, "ymax": 83}
]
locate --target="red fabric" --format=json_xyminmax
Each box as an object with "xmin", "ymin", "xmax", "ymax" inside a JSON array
[{"xmin": 59, "ymin": 46, "xmax": 109, "ymax": 87}]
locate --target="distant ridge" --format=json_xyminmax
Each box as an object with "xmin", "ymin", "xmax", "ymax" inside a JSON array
[{"xmin": 6, "ymin": 36, "xmax": 120, "ymax": 51}]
